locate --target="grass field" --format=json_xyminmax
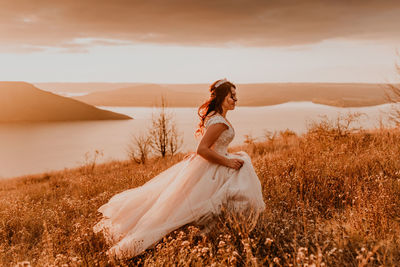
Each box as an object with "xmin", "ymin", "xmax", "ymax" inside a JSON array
[{"xmin": 1, "ymin": 116, "xmax": 400, "ymax": 266}]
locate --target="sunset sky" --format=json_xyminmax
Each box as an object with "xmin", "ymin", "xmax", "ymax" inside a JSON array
[{"xmin": 0, "ymin": 0, "xmax": 399, "ymax": 83}]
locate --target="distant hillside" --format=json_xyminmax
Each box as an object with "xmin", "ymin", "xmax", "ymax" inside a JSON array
[
  {"xmin": 71, "ymin": 83, "xmax": 392, "ymax": 107},
  {"xmin": 34, "ymin": 82, "xmax": 146, "ymax": 93},
  {"xmin": 0, "ymin": 82, "xmax": 132, "ymax": 122},
  {"xmin": 73, "ymin": 84, "xmax": 207, "ymax": 107}
]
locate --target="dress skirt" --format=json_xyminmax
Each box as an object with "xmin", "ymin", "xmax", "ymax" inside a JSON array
[{"xmin": 93, "ymin": 151, "xmax": 266, "ymax": 258}]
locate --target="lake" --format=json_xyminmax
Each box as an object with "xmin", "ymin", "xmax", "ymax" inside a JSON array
[{"xmin": 0, "ymin": 102, "xmax": 394, "ymax": 179}]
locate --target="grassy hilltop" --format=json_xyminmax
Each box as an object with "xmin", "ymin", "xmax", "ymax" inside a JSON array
[{"xmin": 1, "ymin": 118, "xmax": 400, "ymax": 266}]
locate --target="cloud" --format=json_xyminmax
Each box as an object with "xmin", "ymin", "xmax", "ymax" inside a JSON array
[{"xmin": 0, "ymin": 0, "xmax": 399, "ymax": 52}]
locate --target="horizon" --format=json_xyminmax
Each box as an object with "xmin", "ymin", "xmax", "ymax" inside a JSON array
[
  {"xmin": 1, "ymin": 41, "xmax": 399, "ymax": 84},
  {"xmin": 1, "ymin": 81, "xmax": 397, "ymax": 85}
]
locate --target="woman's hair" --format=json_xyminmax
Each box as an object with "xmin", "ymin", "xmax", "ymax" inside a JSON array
[{"xmin": 195, "ymin": 79, "xmax": 236, "ymax": 136}]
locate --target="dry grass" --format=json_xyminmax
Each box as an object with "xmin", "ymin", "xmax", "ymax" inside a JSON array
[{"xmin": 1, "ymin": 117, "xmax": 400, "ymax": 266}]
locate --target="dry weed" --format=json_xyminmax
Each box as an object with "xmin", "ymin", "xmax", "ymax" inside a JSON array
[{"xmin": 1, "ymin": 116, "xmax": 400, "ymax": 266}]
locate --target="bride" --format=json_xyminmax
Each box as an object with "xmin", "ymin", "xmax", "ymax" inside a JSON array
[{"xmin": 93, "ymin": 78, "xmax": 266, "ymax": 258}]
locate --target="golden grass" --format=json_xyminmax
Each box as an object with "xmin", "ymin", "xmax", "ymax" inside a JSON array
[{"xmin": 1, "ymin": 118, "xmax": 400, "ymax": 266}]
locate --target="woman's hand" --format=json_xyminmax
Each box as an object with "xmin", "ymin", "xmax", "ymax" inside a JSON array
[{"xmin": 227, "ymin": 158, "xmax": 244, "ymax": 170}]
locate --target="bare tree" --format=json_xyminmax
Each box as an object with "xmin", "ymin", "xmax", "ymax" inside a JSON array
[
  {"xmin": 385, "ymin": 51, "xmax": 400, "ymax": 127},
  {"xmin": 169, "ymin": 123, "xmax": 183, "ymax": 156},
  {"xmin": 150, "ymin": 96, "xmax": 183, "ymax": 158},
  {"xmin": 127, "ymin": 133, "xmax": 152, "ymax": 164}
]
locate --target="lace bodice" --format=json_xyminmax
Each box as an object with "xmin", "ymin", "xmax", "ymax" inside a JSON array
[{"xmin": 205, "ymin": 113, "xmax": 235, "ymax": 155}]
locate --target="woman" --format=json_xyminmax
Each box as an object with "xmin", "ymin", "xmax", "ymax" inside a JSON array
[{"xmin": 93, "ymin": 78, "xmax": 266, "ymax": 258}]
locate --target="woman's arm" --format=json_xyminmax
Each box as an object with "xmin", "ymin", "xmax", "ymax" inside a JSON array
[{"xmin": 196, "ymin": 123, "xmax": 243, "ymax": 170}]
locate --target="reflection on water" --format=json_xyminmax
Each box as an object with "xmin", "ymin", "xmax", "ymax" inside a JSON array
[
  {"xmin": 52, "ymin": 92, "xmax": 89, "ymax": 97},
  {"xmin": 0, "ymin": 102, "xmax": 393, "ymax": 179}
]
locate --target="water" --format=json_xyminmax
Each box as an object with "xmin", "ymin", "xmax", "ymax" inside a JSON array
[
  {"xmin": 0, "ymin": 102, "xmax": 393, "ymax": 179},
  {"xmin": 52, "ymin": 92, "xmax": 90, "ymax": 97}
]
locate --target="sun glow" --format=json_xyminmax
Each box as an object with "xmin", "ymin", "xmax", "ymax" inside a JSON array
[{"xmin": 0, "ymin": 38, "xmax": 398, "ymax": 84}]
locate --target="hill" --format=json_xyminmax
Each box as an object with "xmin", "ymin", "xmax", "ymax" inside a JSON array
[
  {"xmin": 73, "ymin": 83, "xmax": 206, "ymax": 106},
  {"xmin": 70, "ymin": 82, "xmax": 392, "ymax": 107},
  {"xmin": 0, "ymin": 82, "xmax": 132, "ymax": 122},
  {"xmin": 1, "ymin": 121, "xmax": 400, "ymax": 265},
  {"xmin": 34, "ymin": 82, "xmax": 146, "ymax": 93}
]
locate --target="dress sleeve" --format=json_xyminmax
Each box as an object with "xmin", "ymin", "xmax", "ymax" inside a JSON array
[{"xmin": 205, "ymin": 115, "xmax": 229, "ymax": 129}]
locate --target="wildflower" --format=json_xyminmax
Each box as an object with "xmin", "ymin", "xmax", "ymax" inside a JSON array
[
  {"xmin": 297, "ymin": 247, "xmax": 307, "ymax": 262},
  {"xmin": 15, "ymin": 261, "xmax": 31, "ymax": 267},
  {"xmin": 229, "ymin": 256, "xmax": 237, "ymax": 264},
  {"xmin": 264, "ymin": 238, "xmax": 273, "ymax": 246},
  {"xmin": 201, "ymin": 247, "xmax": 210, "ymax": 254}
]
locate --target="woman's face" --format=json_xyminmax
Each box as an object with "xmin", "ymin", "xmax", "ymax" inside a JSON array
[{"xmin": 222, "ymin": 87, "xmax": 237, "ymax": 111}]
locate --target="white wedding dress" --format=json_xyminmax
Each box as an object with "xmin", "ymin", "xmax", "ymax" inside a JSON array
[{"xmin": 93, "ymin": 113, "xmax": 266, "ymax": 258}]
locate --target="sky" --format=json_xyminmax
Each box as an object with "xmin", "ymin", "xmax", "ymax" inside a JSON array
[{"xmin": 0, "ymin": 0, "xmax": 400, "ymax": 83}]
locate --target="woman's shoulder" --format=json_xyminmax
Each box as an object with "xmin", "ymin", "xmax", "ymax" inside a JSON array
[
  {"xmin": 205, "ymin": 112, "xmax": 228, "ymax": 128},
  {"xmin": 205, "ymin": 111, "xmax": 220, "ymax": 119}
]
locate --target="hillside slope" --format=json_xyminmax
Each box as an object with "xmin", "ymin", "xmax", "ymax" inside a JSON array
[
  {"xmin": 0, "ymin": 82, "xmax": 132, "ymax": 122},
  {"xmin": 73, "ymin": 83, "xmax": 206, "ymax": 107},
  {"xmin": 34, "ymin": 82, "xmax": 145, "ymax": 93},
  {"xmin": 1, "ymin": 125, "xmax": 400, "ymax": 265},
  {"xmin": 72, "ymin": 82, "xmax": 391, "ymax": 107}
]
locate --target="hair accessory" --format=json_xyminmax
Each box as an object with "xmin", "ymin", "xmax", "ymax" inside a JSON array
[{"xmin": 215, "ymin": 78, "xmax": 228, "ymax": 88}]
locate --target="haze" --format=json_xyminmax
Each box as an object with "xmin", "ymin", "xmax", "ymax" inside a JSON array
[{"xmin": 0, "ymin": 0, "xmax": 399, "ymax": 83}]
